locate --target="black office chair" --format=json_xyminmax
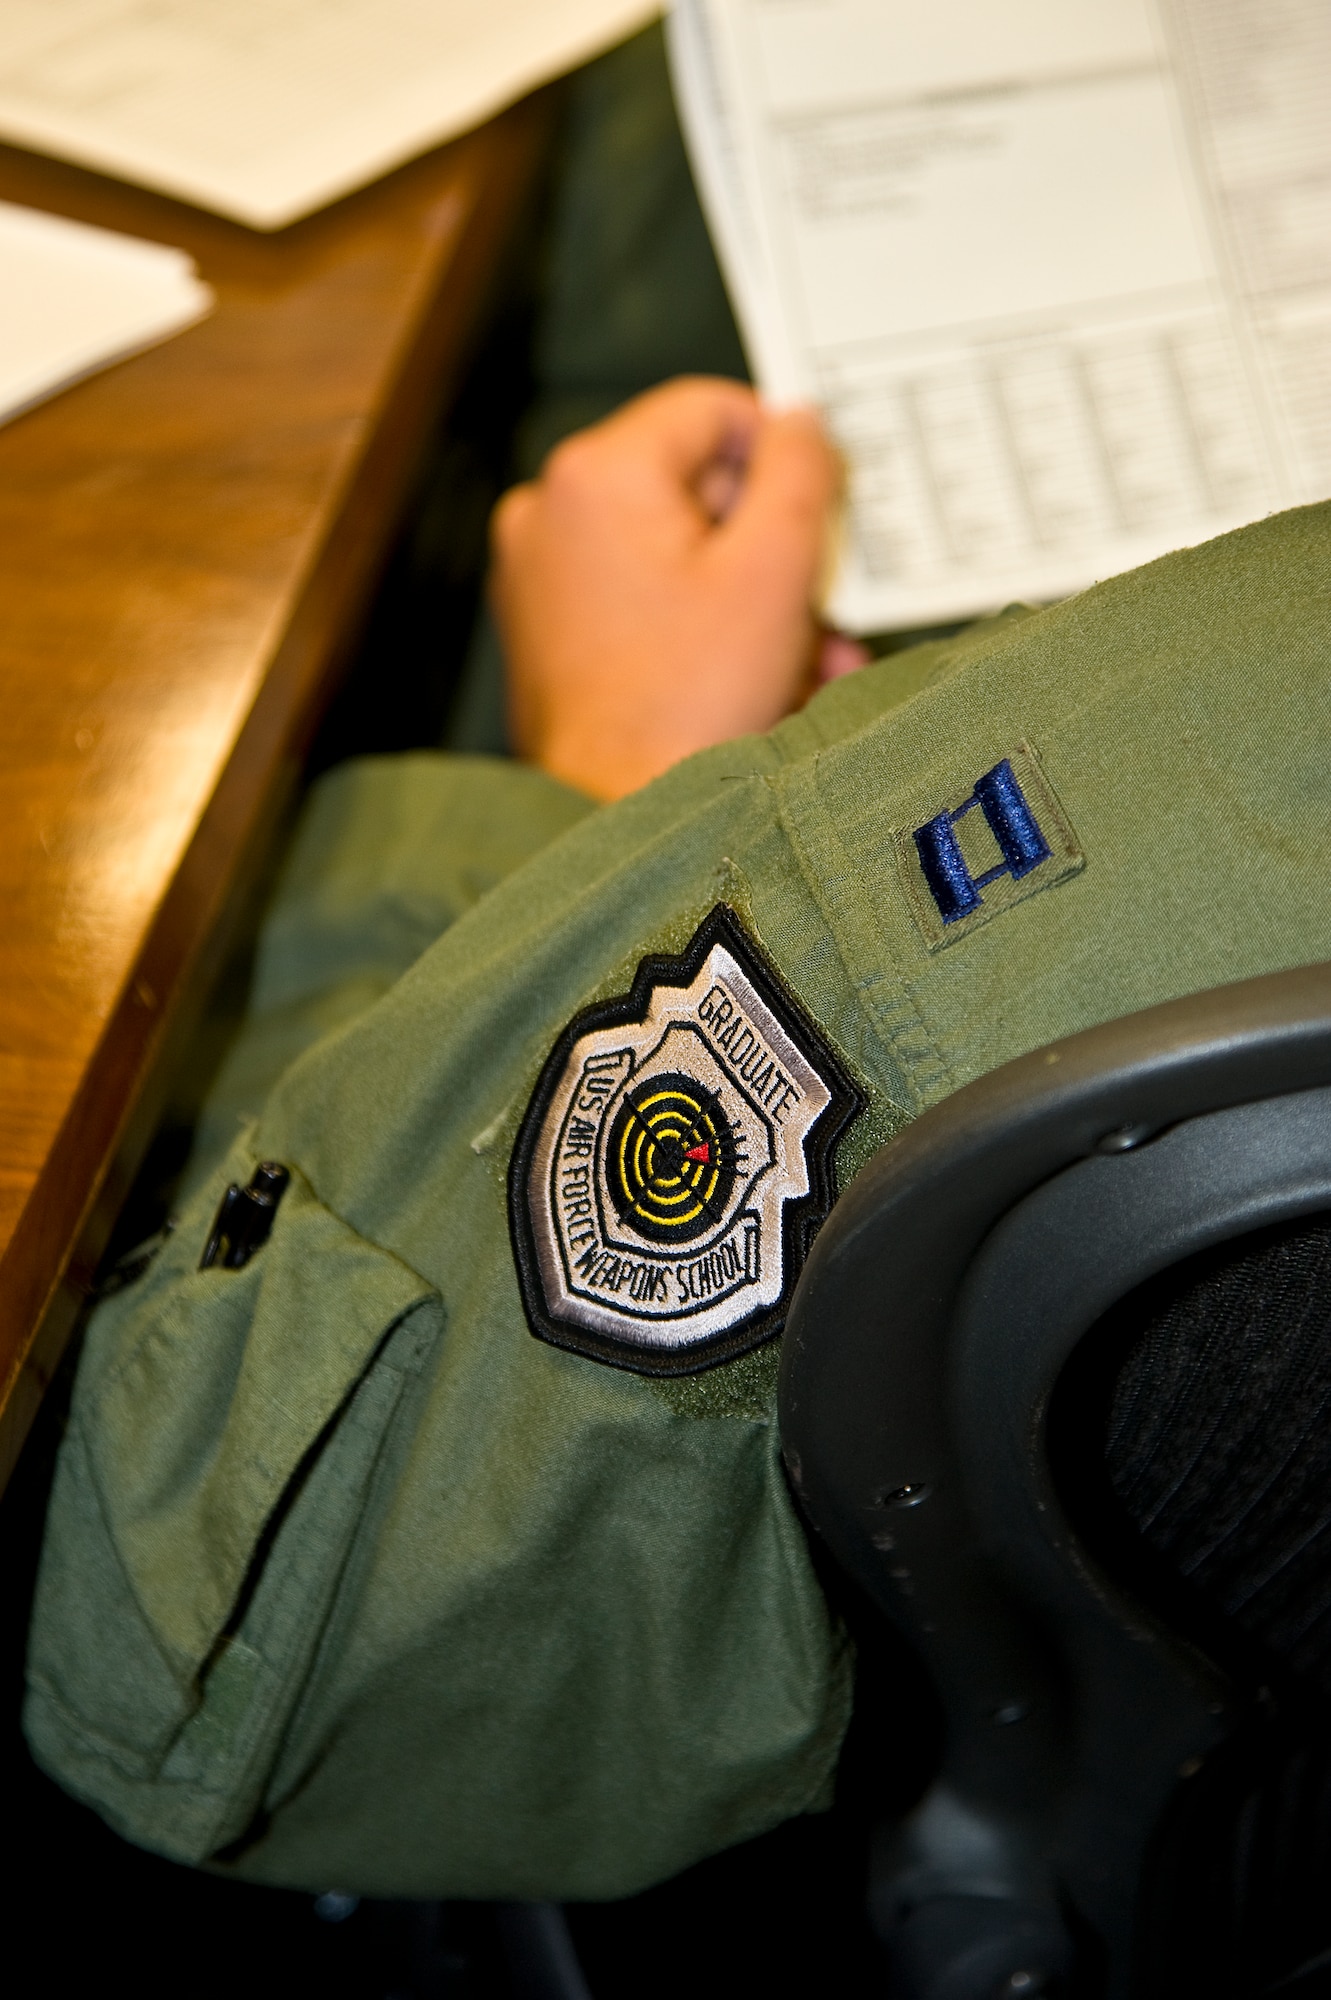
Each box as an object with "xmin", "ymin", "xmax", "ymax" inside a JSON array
[{"xmin": 781, "ymin": 961, "xmax": 1331, "ymax": 1999}]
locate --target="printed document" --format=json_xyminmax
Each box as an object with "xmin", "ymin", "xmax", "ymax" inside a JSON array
[
  {"xmin": 0, "ymin": 200, "xmax": 210, "ymax": 428},
  {"xmin": 670, "ymin": 0, "xmax": 1331, "ymax": 630},
  {"xmin": 0, "ymin": 0, "xmax": 659, "ymax": 229}
]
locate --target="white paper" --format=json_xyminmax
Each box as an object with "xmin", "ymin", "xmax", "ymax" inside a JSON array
[
  {"xmin": 670, "ymin": 0, "xmax": 1331, "ymax": 631},
  {"xmin": 0, "ymin": 0, "xmax": 661, "ymax": 231},
  {"xmin": 0, "ymin": 198, "xmax": 211, "ymax": 426}
]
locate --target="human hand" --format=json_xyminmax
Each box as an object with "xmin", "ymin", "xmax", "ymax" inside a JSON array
[{"xmin": 490, "ymin": 377, "xmax": 859, "ymax": 801}]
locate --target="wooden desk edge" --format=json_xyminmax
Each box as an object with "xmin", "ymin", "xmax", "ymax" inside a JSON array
[{"xmin": 0, "ymin": 95, "xmax": 553, "ymax": 1492}]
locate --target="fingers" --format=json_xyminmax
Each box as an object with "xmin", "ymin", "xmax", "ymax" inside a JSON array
[
  {"xmin": 694, "ymin": 449, "xmax": 749, "ymax": 525},
  {"xmin": 597, "ymin": 376, "xmax": 761, "ymax": 488},
  {"xmin": 498, "ymin": 379, "xmax": 766, "ymax": 561},
  {"xmin": 719, "ymin": 405, "xmax": 841, "ymax": 593},
  {"xmin": 816, "ymin": 627, "xmax": 871, "ymax": 683},
  {"xmin": 490, "ymin": 478, "xmax": 536, "ymax": 561},
  {"xmin": 556, "ymin": 378, "xmax": 761, "ymax": 531},
  {"xmin": 500, "ymin": 383, "xmax": 828, "ymax": 557}
]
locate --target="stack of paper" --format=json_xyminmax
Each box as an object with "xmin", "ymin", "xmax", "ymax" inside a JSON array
[
  {"xmin": 0, "ymin": 198, "xmax": 210, "ymax": 428},
  {"xmin": 670, "ymin": 0, "xmax": 1331, "ymax": 631},
  {"xmin": 0, "ymin": 0, "xmax": 660, "ymax": 230}
]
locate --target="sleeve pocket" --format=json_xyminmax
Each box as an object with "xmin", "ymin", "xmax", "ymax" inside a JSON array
[{"xmin": 24, "ymin": 1147, "xmax": 442, "ymax": 1867}]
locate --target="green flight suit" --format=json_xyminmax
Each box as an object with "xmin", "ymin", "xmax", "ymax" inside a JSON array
[{"xmin": 25, "ymin": 504, "xmax": 1331, "ymax": 1900}]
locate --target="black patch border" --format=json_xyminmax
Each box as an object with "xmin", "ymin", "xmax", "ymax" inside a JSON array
[{"xmin": 508, "ymin": 903, "xmax": 866, "ymax": 1377}]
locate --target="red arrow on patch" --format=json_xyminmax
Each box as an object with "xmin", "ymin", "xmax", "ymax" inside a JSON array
[{"xmin": 685, "ymin": 1143, "xmax": 710, "ymax": 1162}]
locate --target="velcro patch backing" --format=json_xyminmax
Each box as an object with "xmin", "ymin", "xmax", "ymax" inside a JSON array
[
  {"xmin": 896, "ymin": 741, "xmax": 1083, "ymax": 949},
  {"xmin": 508, "ymin": 905, "xmax": 864, "ymax": 1376}
]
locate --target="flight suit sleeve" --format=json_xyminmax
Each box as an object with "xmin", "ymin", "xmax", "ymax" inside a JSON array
[{"xmin": 185, "ymin": 752, "xmax": 594, "ymax": 1195}]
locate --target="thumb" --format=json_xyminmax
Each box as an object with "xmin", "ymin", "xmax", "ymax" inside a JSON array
[{"xmin": 717, "ymin": 405, "xmax": 841, "ymax": 595}]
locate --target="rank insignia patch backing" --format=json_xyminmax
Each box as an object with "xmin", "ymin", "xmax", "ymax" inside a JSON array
[
  {"xmin": 508, "ymin": 905, "xmax": 864, "ymax": 1376},
  {"xmin": 895, "ymin": 741, "xmax": 1084, "ymax": 948}
]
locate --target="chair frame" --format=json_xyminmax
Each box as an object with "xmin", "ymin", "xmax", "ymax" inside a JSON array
[{"xmin": 780, "ymin": 963, "xmax": 1331, "ymax": 1997}]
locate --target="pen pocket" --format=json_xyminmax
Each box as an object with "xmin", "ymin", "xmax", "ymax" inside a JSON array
[{"xmin": 24, "ymin": 1143, "xmax": 442, "ymax": 1868}]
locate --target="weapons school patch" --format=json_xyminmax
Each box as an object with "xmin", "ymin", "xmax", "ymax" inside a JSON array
[{"xmin": 508, "ymin": 905, "xmax": 864, "ymax": 1376}]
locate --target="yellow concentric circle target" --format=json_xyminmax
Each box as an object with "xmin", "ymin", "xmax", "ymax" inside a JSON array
[{"xmin": 606, "ymin": 1072, "xmax": 737, "ymax": 1244}]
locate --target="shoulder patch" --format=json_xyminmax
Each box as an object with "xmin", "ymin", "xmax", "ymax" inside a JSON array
[
  {"xmin": 508, "ymin": 905, "xmax": 864, "ymax": 1376},
  {"xmin": 896, "ymin": 741, "xmax": 1083, "ymax": 948}
]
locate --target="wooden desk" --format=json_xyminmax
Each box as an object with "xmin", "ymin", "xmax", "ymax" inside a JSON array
[{"xmin": 0, "ymin": 98, "xmax": 551, "ymax": 1489}]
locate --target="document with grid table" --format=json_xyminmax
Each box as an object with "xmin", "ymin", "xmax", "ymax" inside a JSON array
[{"xmin": 669, "ymin": 0, "xmax": 1331, "ymax": 632}]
